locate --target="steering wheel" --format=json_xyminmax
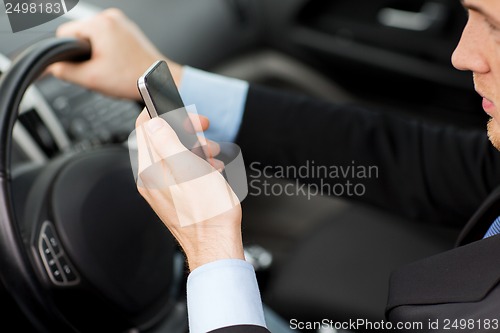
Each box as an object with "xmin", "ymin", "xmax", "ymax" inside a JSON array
[{"xmin": 0, "ymin": 38, "xmax": 183, "ymax": 332}]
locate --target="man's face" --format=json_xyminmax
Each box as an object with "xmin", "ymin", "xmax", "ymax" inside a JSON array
[{"xmin": 452, "ymin": 0, "xmax": 500, "ymax": 149}]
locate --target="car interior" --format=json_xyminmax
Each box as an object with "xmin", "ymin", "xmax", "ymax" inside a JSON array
[{"xmin": 0, "ymin": 0, "xmax": 487, "ymax": 332}]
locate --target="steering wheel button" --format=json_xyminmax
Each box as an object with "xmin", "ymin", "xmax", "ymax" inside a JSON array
[
  {"xmin": 41, "ymin": 238, "xmax": 51, "ymax": 255},
  {"xmin": 58, "ymin": 257, "xmax": 78, "ymax": 282},
  {"xmin": 44, "ymin": 225, "xmax": 62, "ymax": 255},
  {"xmin": 51, "ymin": 268, "xmax": 64, "ymax": 283},
  {"xmin": 47, "ymin": 258, "xmax": 56, "ymax": 267},
  {"xmin": 49, "ymin": 239, "xmax": 61, "ymax": 254}
]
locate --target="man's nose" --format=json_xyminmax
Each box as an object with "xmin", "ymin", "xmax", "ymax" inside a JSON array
[{"xmin": 451, "ymin": 20, "xmax": 489, "ymax": 73}]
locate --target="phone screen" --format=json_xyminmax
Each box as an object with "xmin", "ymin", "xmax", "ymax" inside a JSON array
[
  {"xmin": 137, "ymin": 60, "xmax": 205, "ymax": 158},
  {"xmin": 138, "ymin": 60, "xmax": 184, "ymax": 118}
]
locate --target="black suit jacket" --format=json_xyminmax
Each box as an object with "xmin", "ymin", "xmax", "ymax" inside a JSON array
[
  {"xmin": 211, "ymin": 85, "xmax": 500, "ymax": 332},
  {"xmin": 386, "ymin": 187, "xmax": 500, "ymax": 332}
]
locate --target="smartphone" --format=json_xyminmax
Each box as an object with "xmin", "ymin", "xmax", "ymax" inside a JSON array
[
  {"xmin": 137, "ymin": 60, "xmax": 206, "ymax": 159},
  {"xmin": 137, "ymin": 60, "xmax": 184, "ymax": 118}
]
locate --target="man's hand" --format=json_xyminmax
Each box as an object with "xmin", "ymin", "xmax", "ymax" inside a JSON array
[
  {"xmin": 49, "ymin": 9, "xmax": 183, "ymax": 100},
  {"xmin": 135, "ymin": 110, "xmax": 245, "ymax": 271}
]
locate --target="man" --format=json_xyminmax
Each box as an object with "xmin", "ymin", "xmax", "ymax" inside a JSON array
[{"xmin": 49, "ymin": 0, "xmax": 500, "ymax": 332}]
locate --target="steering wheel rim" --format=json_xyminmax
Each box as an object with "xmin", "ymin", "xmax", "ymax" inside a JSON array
[
  {"xmin": 0, "ymin": 37, "xmax": 90, "ymax": 173},
  {"xmin": 0, "ymin": 38, "xmax": 181, "ymax": 332},
  {"xmin": 0, "ymin": 37, "xmax": 91, "ymax": 332}
]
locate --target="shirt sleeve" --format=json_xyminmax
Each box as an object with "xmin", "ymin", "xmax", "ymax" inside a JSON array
[
  {"xmin": 187, "ymin": 259, "xmax": 267, "ymax": 333},
  {"xmin": 179, "ymin": 66, "xmax": 249, "ymax": 143}
]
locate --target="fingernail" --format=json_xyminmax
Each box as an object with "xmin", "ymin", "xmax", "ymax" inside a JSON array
[{"xmin": 146, "ymin": 118, "xmax": 165, "ymax": 133}]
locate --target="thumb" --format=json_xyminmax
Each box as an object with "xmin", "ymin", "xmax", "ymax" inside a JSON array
[
  {"xmin": 144, "ymin": 117, "xmax": 188, "ymax": 160},
  {"xmin": 49, "ymin": 61, "xmax": 90, "ymax": 84},
  {"xmin": 143, "ymin": 117, "xmax": 215, "ymax": 184},
  {"xmin": 136, "ymin": 118, "xmax": 188, "ymax": 188}
]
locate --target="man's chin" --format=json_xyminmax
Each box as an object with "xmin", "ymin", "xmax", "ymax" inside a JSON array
[{"xmin": 487, "ymin": 118, "xmax": 500, "ymax": 150}]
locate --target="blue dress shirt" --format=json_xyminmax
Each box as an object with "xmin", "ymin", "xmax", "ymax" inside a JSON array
[
  {"xmin": 187, "ymin": 259, "xmax": 267, "ymax": 333},
  {"xmin": 180, "ymin": 66, "xmax": 248, "ymax": 143}
]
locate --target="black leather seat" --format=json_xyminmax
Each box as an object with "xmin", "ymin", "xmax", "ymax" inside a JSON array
[{"xmin": 262, "ymin": 201, "xmax": 460, "ymax": 326}]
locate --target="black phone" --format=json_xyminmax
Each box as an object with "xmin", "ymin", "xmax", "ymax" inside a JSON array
[
  {"xmin": 137, "ymin": 60, "xmax": 185, "ymax": 118},
  {"xmin": 137, "ymin": 60, "xmax": 205, "ymax": 158}
]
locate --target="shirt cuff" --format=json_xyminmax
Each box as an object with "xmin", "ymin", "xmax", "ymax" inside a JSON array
[
  {"xmin": 179, "ymin": 66, "xmax": 249, "ymax": 143},
  {"xmin": 187, "ymin": 259, "xmax": 267, "ymax": 333}
]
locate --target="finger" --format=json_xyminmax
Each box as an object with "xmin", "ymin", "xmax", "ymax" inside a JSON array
[
  {"xmin": 208, "ymin": 158, "xmax": 225, "ymax": 172},
  {"xmin": 189, "ymin": 113, "xmax": 210, "ymax": 132},
  {"xmin": 136, "ymin": 109, "xmax": 151, "ymax": 128},
  {"xmin": 136, "ymin": 126, "xmax": 173, "ymax": 190},
  {"xmin": 56, "ymin": 8, "xmax": 127, "ymax": 40},
  {"xmin": 198, "ymin": 115, "xmax": 209, "ymax": 131},
  {"xmin": 135, "ymin": 125, "xmax": 153, "ymax": 175},
  {"xmin": 48, "ymin": 62, "xmax": 90, "ymax": 82},
  {"xmin": 56, "ymin": 18, "xmax": 93, "ymax": 38},
  {"xmin": 136, "ymin": 111, "xmax": 167, "ymax": 171},
  {"xmin": 201, "ymin": 138, "xmax": 221, "ymax": 159},
  {"xmin": 144, "ymin": 117, "xmax": 188, "ymax": 159},
  {"xmin": 185, "ymin": 113, "xmax": 210, "ymax": 134},
  {"xmin": 191, "ymin": 135, "xmax": 220, "ymax": 160},
  {"xmin": 136, "ymin": 120, "xmax": 178, "ymax": 189},
  {"xmin": 144, "ymin": 117, "xmax": 219, "ymax": 186},
  {"xmin": 207, "ymin": 139, "xmax": 221, "ymax": 157}
]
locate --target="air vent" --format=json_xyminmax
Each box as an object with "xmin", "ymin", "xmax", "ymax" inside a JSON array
[{"xmin": 18, "ymin": 109, "xmax": 58, "ymax": 157}]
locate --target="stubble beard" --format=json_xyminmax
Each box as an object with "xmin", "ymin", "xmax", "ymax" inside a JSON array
[{"xmin": 487, "ymin": 118, "xmax": 500, "ymax": 150}]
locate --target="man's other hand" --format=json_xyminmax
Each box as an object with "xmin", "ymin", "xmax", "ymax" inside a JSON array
[{"xmin": 49, "ymin": 8, "xmax": 183, "ymax": 100}]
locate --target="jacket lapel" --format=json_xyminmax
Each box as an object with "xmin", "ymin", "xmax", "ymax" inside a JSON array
[
  {"xmin": 386, "ymin": 234, "xmax": 500, "ymax": 313},
  {"xmin": 456, "ymin": 186, "xmax": 500, "ymax": 246}
]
